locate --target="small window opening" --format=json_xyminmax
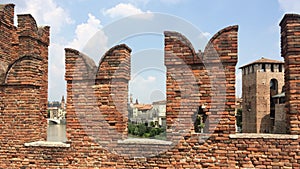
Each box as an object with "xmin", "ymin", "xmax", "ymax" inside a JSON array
[
  {"xmin": 279, "ymin": 64, "xmax": 283, "ymax": 72},
  {"xmin": 271, "ymin": 64, "xmax": 274, "ymax": 72},
  {"xmin": 194, "ymin": 106, "xmax": 208, "ymax": 133},
  {"xmin": 261, "ymin": 64, "xmax": 266, "ymax": 72}
]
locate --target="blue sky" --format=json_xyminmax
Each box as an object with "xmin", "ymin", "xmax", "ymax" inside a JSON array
[{"xmin": 2, "ymin": 0, "xmax": 300, "ymax": 103}]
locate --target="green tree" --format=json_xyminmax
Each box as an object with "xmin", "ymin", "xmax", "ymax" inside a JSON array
[
  {"xmin": 149, "ymin": 128, "xmax": 157, "ymax": 137},
  {"xmin": 137, "ymin": 123, "xmax": 147, "ymax": 136},
  {"xmin": 150, "ymin": 121, "xmax": 155, "ymax": 127},
  {"xmin": 128, "ymin": 122, "xmax": 135, "ymax": 134},
  {"xmin": 134, "ymin": 126, "xmax": 139, "ymax": 135}
]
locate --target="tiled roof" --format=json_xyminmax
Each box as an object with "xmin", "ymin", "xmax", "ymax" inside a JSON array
[
  {"xmin": 239, "ymin": 57, "xmax": 284, "ymax": 69},
  {"xmin": 134, "ymin": 104, "xmax": 153, "ymax": 111}
]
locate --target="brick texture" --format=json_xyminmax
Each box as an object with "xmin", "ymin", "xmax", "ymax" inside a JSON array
[{"xmin": 0, "ymin": 4, "xmax": 300, "ymax": 168}]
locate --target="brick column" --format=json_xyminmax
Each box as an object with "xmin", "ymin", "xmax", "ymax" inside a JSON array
[{"xmin": 280, "ymin": 14, "xmax": 300, "ymax": 134}]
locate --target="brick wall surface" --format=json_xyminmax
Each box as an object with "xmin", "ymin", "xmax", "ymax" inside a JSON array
[{"xmin": 0, "ymin": 4, "xmax": 299, "ymax": 168}]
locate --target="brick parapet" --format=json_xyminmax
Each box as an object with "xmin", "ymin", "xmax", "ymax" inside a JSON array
[{"xmin": 1, "ymin": 4, "xmax": 300, "ymax": 168}]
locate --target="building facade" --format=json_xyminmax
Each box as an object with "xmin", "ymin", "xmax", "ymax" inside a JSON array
[
  {"xmin": 48, "ymin": 96, "xmax": 66, "ymax": 121},
  {"xmin": 240, "ymin": 57, "xmax": 285, "ymax": 133},
  {"xmin": 128, "ymin": 98, "xmax": 166, "ymax": 128}
]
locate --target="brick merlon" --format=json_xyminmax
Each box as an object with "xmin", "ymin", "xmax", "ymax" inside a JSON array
[
  {"xmin": 208, "ymin": 25, "xmax": 238, "ymax": 44},
  {"xmin": 164, "ymin": 30, "xmax": 196, "ymax": 57},
  {"xmin": 0, "ymin": 4, "xmax": 15, "ymax": 26},
  {"xmin": 65, "ymin": 48, "xmax": 97, "ymax": 80},
  {"xmin": 98, "ymin": 44, "xmax": 131, "ymax": 65},
  {"xmin": 279, "ymin": 13, "xmax": 300, "ymax": 27},
  {"xmin": 65, "ymin": 48, "xmax": 97, "ymax": 70}
]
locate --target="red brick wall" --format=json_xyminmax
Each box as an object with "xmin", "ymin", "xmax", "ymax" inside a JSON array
[{"xmin": 0, "ymin": 4, "xmax": 300, "ymax": 168}]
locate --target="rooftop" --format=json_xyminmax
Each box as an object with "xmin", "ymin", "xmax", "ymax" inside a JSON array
[
  {"xmin": 134, "ymin": 104, "xmax": 153, "ymax": 111},
  {"xmin": 239, "ymin": 57, "xmax": 284, "ymax": 69}
]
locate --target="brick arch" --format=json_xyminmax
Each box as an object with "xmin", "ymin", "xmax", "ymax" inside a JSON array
[{"xmin": 4, "ymin": 55, "xmax": 44, "ymax": 86}]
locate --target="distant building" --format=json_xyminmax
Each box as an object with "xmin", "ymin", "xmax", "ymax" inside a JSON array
[
  {"xmin": 240, "ymin": 57, "xmax": 285, "ymax": 133},
  {"xmin": 128, "ymin": 96, "xmax": 166, "ymax": 128},
  {"xmin": 48, "ymin": 96, "xmax": 66, "ymax": 120},
  {"xmin": 131, "ymin": 103, "xmax": 153, "ymax": 124},
  {"xmin": 151, "ymin": 100, "xmax": 166, "ymax": 127}
]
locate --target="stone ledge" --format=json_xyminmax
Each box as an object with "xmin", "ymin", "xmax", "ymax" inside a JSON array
[
  {"xmin": 24, "ymin": 141, "xmax": 70, "ymax": 148},
  {"xmin": 229, "ymin": 133, "xmax": 299, "ymax": 139},
  {"xmin": 118, "ymin": 138, "xmax": 172, "ymax": 145}
]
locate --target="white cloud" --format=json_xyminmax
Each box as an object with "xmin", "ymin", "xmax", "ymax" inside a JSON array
[
  {"xmin": 68, "ymin": 13, "xmax": 106, "ymax": 50},
  {"xmin": 202, "ymin": 32, "xmax": 211, "ymax": 38},
  {"xmin": 49, "ymin": 13, "xmax": 107, "ymax": 100},
  {"xmin": 16, "ymin": 0, "xmax": 73, "ymax": 34},
  {"xmin": 103, "ymin": 3, "xmax": 150, "ymax": 18},
  {"xmin": 278, "ymin": 0, "xmax": 300, "ymax": 13}
]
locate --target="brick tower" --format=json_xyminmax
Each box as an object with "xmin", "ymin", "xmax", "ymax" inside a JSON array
[{"xmin": 240, "ymin": 57, "xmax": 284, "ymax": 133}]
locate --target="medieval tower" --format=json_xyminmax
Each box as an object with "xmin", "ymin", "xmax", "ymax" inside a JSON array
[{"xmin": 240, "ymin": 57, "xmax": 284, "ymax": 133}]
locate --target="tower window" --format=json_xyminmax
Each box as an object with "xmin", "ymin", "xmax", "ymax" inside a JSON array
[
  {"xmin": 279, "ymin": 64, "xmax": 283, "ymax": 72},
  {"xmin": 261, "ymin": 64, "xmax": 266, "ymax": 72},
  {"xmin": 271, "ymin": 64, "xmax": 274, "ymax": 72}
]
